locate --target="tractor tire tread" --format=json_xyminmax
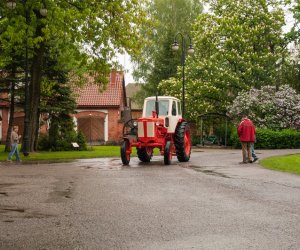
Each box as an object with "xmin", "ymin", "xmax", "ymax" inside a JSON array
[
  {"xmin": 137, "ymin": 147, "xmax": 152, "ymax": 162},
  {"xmin": 121, "ymin": 140, "xmax": 130, "ymax": 165},
  {"xmin": 174, "ymin": 122, "xmax": 191, "ymax": 162}
]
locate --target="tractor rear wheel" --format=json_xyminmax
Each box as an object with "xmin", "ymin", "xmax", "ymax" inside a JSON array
[
  {"xmin": 164, "ymin": 140, "xmax": 172, "ymax": 165},
  {"xmin": 174, "ymin": 122, "xmax": 191, "ymax": 162},
  {"xmin": 121, "ymin": 140, "xmax": 131, "ymax": 165},
  {"xmin": 137, "ymin": 147, "xmax": 153, "ymax": 162}
]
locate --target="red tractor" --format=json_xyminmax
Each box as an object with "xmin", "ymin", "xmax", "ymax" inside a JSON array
[{"xmin": 120, "ymin": 96, "xmax": 191, "ymax": 165}]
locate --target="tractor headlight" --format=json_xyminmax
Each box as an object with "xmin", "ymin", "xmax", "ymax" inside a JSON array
[
  {"xmin": 156, "ymin": 121, "xmax": 160, "ymax": 126},
  {"xmin": 133, "ymin": 121, "xmax": 138, "ymax": 127}
]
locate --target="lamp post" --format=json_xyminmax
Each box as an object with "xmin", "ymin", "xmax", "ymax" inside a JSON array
[
  {"xmin": 89, "ymin": 113, "xmax": 92, "ymax": 148},
  {"xmin": 7, "ymin": 0, "xmax": 47, "ymax": 156},
  {"xmin": 172, "ymin": 33, "xmax": 194, "ymax": 118}
]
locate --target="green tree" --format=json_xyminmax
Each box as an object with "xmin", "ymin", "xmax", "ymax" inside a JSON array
[
  {"xmin": 160, "ymin": 0, "xmax": 289, "ymax": 121},
  {"xmin": 0, "ymin": 0, "xmax": 148, "ymax": 152},
  {"xmin": 39, "ymin": 54, "xmax": 78, "ymax": 151},
  {"xmin": 132, "ymin": 0, "xmax": 203, "ymax": 104},
  {"xmin": 0, "ymin": 52, "xmax": 28, "ymax": 152},
  {"xmin": 286, "ymin": 1, "xmax": 300, "ymax": 91}
]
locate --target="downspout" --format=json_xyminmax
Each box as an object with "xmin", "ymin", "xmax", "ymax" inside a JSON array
[{"xmin": 122, "ymin": 74, "xmax": 127, "ymax": 107}]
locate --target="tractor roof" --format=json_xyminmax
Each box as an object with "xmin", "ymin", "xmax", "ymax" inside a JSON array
[{"xmin": 145, "ymin": 96, "xmax": 180, "ymax": 102}]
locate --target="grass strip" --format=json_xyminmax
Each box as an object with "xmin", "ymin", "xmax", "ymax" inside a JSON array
[
  {"xmin": 260, "ymin": 154, "xmax": 300, "ymax": 175},
  {"xmin": 0, "ymin": 145, "xmax": 160, "ymax": 161},
  {"xmin": 0, "ymin": 145, "xmax": 127, "ymax": 161}
]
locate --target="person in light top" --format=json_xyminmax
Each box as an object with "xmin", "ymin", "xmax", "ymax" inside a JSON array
[{"xmin": 7, "ymin": 126, "xmax": 22, "ymax": 162}]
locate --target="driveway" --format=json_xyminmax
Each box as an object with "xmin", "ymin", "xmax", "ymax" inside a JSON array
[{"xmin": 0, "ymin": 148, "xmax": 300, "ymax": 250}]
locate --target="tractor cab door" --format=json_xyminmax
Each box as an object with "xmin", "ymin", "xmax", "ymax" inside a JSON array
[{"xmin": 166, "ymin": 100, "xmax": 181, "ymax": 133}]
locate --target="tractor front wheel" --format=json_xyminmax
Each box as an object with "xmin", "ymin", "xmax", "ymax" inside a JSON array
[
  {"xmin": 174, "ymin": 122, "xmax": 191, "ymax": 162},
  {"xmin": 121, "ymin": 140, "xmax": 131, "ymax": 165},
  {"xmin": 164, "ymin": 140, "xmax": 172, "ymax": 165},
  {"xmin": 137, "ymin": 147, "xmax": 153, "ymax": 162}
]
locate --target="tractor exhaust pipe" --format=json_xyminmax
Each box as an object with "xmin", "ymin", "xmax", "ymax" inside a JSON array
[{"xmin": 155, "ymin": 94, "xmax": 159, "ymax": 118}]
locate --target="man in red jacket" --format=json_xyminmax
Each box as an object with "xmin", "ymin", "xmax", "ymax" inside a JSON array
[{"xmin": 237, "ymin": 115, "xmax": 256, "ymax": 163}]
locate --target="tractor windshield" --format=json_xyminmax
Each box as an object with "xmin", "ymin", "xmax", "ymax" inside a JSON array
[{"xmin": 145, "ymin": 100, "xmax": 169, "ymax": 117}]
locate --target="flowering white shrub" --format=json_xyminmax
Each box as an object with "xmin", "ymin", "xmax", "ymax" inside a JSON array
[{"xmin": 227, "ymin": 85, "xmax": 300, "ymax": 130}]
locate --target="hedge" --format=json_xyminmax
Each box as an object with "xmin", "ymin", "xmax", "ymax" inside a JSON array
[{"xmin": 230, "ymin": 128, "xmax": 300, "ymax": 149}]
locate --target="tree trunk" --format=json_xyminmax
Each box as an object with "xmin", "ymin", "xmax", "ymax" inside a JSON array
[
  {"xmin": 28, "ymin": 42, "xmax": 45, "ymax": 152},
  {"xmin": 5, "ymin": 66, "xmax": 16, "ymax": 152},
  {"xmin": 34, "ymin": 108, "xmax": 40, "ymax": 150}
]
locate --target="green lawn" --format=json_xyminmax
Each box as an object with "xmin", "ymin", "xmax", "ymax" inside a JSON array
[
  {"xmin": 260, "ymin": 154, "xmax": 300, "ymax": 175},
  {"xmin": 0, "ymin": 145, "xmax": 130, "ymax": 161},
  {"xmin": 0, "ymin": 145, "xmax": 161, "ymax": 162}
]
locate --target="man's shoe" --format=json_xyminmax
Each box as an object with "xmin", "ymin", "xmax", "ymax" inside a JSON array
[
  {"xmin": 6, "ymin": 159, "xmax": 12, "ymax": 162},
  {"xmin": 253, "ymin": 157, "xmax": 259, "ymax": 163}
]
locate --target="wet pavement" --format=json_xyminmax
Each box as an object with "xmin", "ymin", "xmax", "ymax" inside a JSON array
[{"xmin": 0, "ymin": 148, "xmax": 300, "ymax": 250}]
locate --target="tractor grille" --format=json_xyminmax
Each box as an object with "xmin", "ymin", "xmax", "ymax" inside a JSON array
[{"xmin": 138, "ymin": 121, "xmax": 155, "ymax": 138}]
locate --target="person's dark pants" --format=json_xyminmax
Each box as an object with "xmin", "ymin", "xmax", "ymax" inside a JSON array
[{"xmin": 252, "ymin": 144, "xmax": 258, "ymax": 160}]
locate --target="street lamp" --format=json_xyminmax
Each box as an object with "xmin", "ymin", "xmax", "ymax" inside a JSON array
[
  {"xmin": 40, "ymin": 8, "xmax": 48, "ymax": 17},
  {"xmin": 172, "ymin": 33, "xmax": 194, "ymax": 118},
  {"xmin": 7, "ymin": 0, "xmax": 47, "ymax": 156},
  {"xmin": 6, "ymin": 1, "xmax": 16, "ymax": 9}
]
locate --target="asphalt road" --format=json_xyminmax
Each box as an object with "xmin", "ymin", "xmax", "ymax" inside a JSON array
[{"xmin": 0, "ymin": 148, "xmax": 300, "ymax": 250}]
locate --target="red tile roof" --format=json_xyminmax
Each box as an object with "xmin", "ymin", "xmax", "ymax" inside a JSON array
[{"xmin": 74, "ymin": 71, "xmax": 124, "ymax": 107}]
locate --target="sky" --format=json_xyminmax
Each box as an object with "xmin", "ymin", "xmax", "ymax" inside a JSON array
[{"xmin": 118, "ymin": 53, "xmax": 135, "ymax": 85}]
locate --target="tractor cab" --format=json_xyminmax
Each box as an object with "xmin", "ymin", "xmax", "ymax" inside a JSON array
[
  {"xmin": 142, "ymin": 96, "xmax": 183, "ymax": 133},
  {"xmin": 143, "ymin": 96, "xmax": 182, "ymax": 118}
]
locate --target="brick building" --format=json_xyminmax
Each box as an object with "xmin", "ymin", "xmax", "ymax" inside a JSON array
[
  {"xmin": 73, "ymin": 71, "xmax": 127, "ymax": 144},
  {"xmin": 0, "ymin": 89, "xmax": 9, "ymax": 143}
]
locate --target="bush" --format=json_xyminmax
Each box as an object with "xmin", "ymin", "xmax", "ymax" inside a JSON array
[
  {"xmin": 38, "ymin": 114, "xmax": 89, "ymax": 151},
  {"xmin": 230, "ymin": 128, "xmax": 300, "ymax": 149},
  {"xmin": 37, "ymin": 134, "xmax": 50, "ymax": 151},
  {"xmin": 77, "ymin": 131, "xmax": 87, "ymax": 150},
  {"xmin": 37, "ymin": 131, "xmax": 88, "ymax": 151},
  {"xmin": 53, "ymin": 139, "xmax": 72, "ymax": 151},
  {"xmin": 191, "ymin": 135, "xmax": 201, "ymax": 146}
]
